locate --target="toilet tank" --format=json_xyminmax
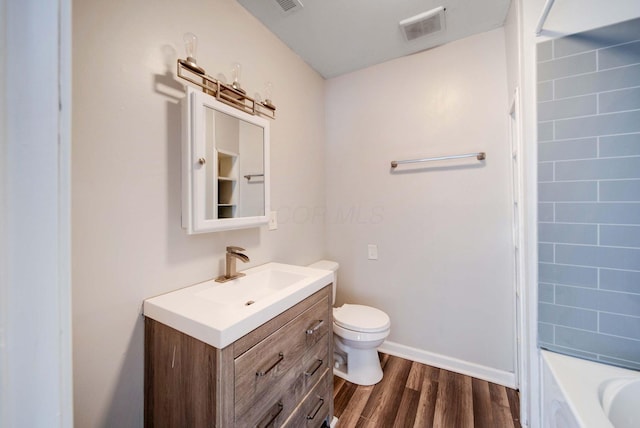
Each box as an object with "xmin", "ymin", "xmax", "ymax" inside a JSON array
[{"xmin": 308, "ymin": 260, "xmax": 339, "ymax": 304}]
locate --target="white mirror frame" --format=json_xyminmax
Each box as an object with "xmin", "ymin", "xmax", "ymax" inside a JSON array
[{"xmin": 182, "ymin": 87, "xmax": 270, "ymax": 233}]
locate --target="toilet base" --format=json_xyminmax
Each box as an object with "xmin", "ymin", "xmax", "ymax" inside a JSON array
[{"xmin": 332, "ymin": 348, "xmax": 383, "ymax": 386}]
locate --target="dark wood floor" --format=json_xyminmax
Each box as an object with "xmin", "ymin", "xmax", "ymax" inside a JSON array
[{"xmin": 333, "ymin": 353, "xmax": 521, "ymax": 428}]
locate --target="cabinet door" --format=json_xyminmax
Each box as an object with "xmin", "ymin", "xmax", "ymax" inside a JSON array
[
  {"xmin": 144, "ymin": 318, "xmax": 217, "ymax": 427},
  {"xmin": 182, "ymin": 87, "xmax": 270, "ymax": 234}
]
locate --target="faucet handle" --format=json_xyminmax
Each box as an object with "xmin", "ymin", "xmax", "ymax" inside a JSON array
[{"xmin": 226, "ymin": 246, "xmax": 246, "ymax": 253}]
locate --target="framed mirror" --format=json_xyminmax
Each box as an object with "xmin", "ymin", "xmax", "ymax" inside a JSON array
[{"xmin": 182, "ymin": 87, "xmax": 270, "ymax": 233}]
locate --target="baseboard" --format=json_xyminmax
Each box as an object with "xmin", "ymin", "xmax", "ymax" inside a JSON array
[{"xmin": 378, "ymin": 340, "xmax": 517, "ymax": 389}]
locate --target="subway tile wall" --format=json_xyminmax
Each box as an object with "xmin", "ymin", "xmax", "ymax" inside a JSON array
[{"xmin": 537, "ymin": 17, "xmax": 640, "ymax": 370}]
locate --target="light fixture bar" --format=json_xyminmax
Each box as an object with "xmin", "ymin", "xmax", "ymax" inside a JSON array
[{"xmin": 177, "ymin": 61, "xmax": 276, "ymax": 120}]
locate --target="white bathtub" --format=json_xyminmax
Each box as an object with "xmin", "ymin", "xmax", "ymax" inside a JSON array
[{"xmin": 541, "ymin": 350, "xmax": 640, "ymax": 428}]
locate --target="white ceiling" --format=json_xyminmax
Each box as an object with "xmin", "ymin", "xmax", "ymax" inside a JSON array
[{"xmin": 237, "ymin": 0, "xmax": 512, "ymax": 78}]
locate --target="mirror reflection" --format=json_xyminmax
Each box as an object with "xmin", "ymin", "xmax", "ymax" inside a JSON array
[{"xmin": 204, "ymin": 107, "xmax": 265, "ymax": 220}]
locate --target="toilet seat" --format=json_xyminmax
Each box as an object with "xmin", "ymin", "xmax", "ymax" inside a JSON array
[
  {"xmin": 333, "ymin": 304, "xmax": 390, "ymax": 333},
  {"xmin": 333, "ymin": 323, "xmax": 389, "ymax": 343}
]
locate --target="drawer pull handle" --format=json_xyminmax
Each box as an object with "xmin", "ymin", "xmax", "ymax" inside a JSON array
[
  {"xmin": 256, "ymin": 352, "xmax": 284, "ymax": 377},
  {"xmin": 304, "ymin": 359, "xmax": 323, "ymax": 377},
  {"xmin": 306, "ymin": 397, "xmax": 325, "ymax": 420},
  {"xmin": 306, "ymin": 319, "xmax": 324, "ymax": 335},
  {"xmin": 257, "ymin": 401, "xmax": 283, "ymax": 428}
]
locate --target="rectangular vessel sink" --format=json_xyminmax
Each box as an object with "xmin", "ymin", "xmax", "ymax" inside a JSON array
[{"xmin": 143, "ymin": 262, "xmax": 334, "ymax": 348}]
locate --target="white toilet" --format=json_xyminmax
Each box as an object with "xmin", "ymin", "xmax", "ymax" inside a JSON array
[{"xmin": 308, "ymin": 260, "xmax": 391, "ymax": 386}]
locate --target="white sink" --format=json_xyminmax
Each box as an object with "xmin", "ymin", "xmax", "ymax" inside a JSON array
[
  {"xmin": 195, "ymin": 269, "xmax": 310, "ymax": 308},
  {"xmin": 143, "ymin": 262, "xmax": 334, "ymax": 348}
]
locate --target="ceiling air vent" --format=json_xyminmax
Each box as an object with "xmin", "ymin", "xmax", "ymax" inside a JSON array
[
  {"xmin": 399, "ymin": 6, "xmax": 446, "ymax": 41},
  {"xmin": 274, "ymin": 0, "xmax": 304, "ymax": 13}
]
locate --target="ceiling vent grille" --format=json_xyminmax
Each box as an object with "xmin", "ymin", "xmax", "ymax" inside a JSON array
[
  {"xmin": 275, "ymin": 0, "xmax": 303, "ymax": 13},
  {"xmin": 399, "ymin": 7, "xmax": 446, "ymax": 41}
]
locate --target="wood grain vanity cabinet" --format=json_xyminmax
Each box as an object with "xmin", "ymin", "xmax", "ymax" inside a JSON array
[{"xmin": 144, "ymin": 285, "xmax": 333, "ymax": 427}]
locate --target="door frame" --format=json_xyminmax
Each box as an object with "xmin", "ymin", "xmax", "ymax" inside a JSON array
[
  {"xmin": 509, "ymin": 87, "xmax": 530, "ymax": 426},
  {"xmin": 0, "ymin": 0, "xmax": 73, "ymax": 426}
]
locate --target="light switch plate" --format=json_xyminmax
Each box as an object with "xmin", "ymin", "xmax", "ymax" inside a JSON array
[
  {"xmin": 268, "ymin": 211, "xmax": 278, "ymax": 230},
  {"xmin": 368, "ymin": 244, "xmax": 378, "ymax": 260}
]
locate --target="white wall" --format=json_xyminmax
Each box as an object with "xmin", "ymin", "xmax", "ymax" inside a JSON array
[
  {"xmin": 325, "ymin": 28, "xmax": 516, "ymax": 381},
  {"xmin": 504, "ymin": 1, "xmax": 521, "ymax": 98},
  {"xmin": 72, "ymin": 0, "xmax": 326, "ymax": 425}
]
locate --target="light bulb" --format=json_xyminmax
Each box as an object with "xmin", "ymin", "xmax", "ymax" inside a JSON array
[
  {"xmin": 231, "ymin": 63, "xmax": 242, "ymax": 88},
  {"xmin": 179, "ymin": 32, "xmax": 205, "ymax": 74},
  {"xmin": 183, "ymin": 32, "xmax": 198, "ymax": 61},
  {"xmin": 264, "ymin": 82, "xmax": 273, "ymax": 103},
  {"xmin": 263, "ymin": 81, "xmax": 275, "ymax": 110},
  {"xmin": 230, "ymin": 63, "xmax": 246, "ymax": 94},
  {"xmin": 216, "ymin": 73, "xmax": 227, "ymax": 84}
]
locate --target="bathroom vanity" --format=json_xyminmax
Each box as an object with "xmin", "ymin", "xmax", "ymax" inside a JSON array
[{"xmin": 143, "ymin": 263, "xmax": 334, "ymax": 427}]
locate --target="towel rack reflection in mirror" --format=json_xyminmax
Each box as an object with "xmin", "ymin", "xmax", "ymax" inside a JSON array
[{"xmin": 244, "ymin": 174, "xmax": 264, "ymax": 181}]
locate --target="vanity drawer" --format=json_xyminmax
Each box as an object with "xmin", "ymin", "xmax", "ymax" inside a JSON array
[
  {"xmin": 234, "ymin": 297, "xmax": 330, "ymax": 425},
  {"xmin": 235, "ymin": 367, "xmax": 332, "ymax": 428},
  {"xmin": 236, "ymin": 340, "xmax": 329, "ymax": 427},
  {"xmin": 282, "ymin": 370, "xmax": 332, "ymax": 428}
]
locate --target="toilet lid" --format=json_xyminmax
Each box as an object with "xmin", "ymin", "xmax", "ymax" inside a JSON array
[{"xmin": 333, "ymin": 304, "xmax": 390, "ymax": 333}]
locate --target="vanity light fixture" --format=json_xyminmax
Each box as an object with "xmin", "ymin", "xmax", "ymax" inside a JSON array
[{"xmin": 176, "ymin": 38, "xmax": 276, "ymax": 119}]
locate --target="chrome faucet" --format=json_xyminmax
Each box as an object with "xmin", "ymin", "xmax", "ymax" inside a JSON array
[{"xmin": 215, "ymin": 246, "xmax": 250, "ymax": 283}]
